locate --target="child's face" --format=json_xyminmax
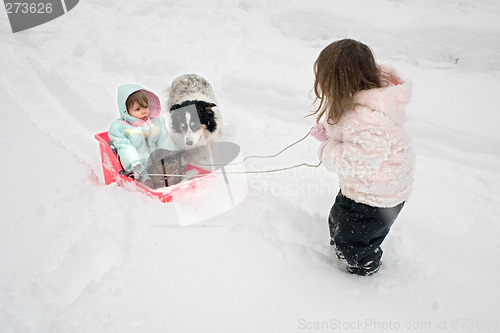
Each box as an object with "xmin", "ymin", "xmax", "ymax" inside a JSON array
[{"xmin": 128, "ymin": 102, "xmax": 150, "ymax": 121}]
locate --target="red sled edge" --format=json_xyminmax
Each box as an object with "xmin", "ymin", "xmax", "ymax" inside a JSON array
[{"xmin": 94, "ymin": 131, "xmax": 213, "ymax": 203}]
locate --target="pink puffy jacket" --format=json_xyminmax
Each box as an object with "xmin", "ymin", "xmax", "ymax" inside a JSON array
[{"xmin": 321, "ymin": 66, "xmax": 416, "ymax": 207}]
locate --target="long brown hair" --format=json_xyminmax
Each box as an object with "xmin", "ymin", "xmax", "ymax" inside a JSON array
[{"xmin": 311, "ymin": 39, "xmax": 381, "ymax": 124}]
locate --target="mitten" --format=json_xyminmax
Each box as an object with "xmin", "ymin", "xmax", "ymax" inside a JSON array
[
  {"xmin": 310, "ymin": 123, "xmax": 329, "ymax": 142},
  {"xmin": 310, "ymin": 124, "xmax": 329, "ymax": 161},
  {"xmin": 132, "ymin": 163, "xmax": 143, "ymax": 179}
]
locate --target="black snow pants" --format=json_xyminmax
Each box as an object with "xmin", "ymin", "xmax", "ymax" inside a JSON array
[{"xmin": 329, "ymin": 191, "xmax": 404, "ymax": 276}]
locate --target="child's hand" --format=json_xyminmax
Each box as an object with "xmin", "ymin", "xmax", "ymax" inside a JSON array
[
  {"xmin": 310, "ymin": 124, "xmax": 330, "ymax": 161},
  {"xmin": 310, "ymin": 123, "xmax": 329, "ymax": 142},
  {"xmin": 132, "ymin": 163, "xmax": 143, "ymax": 178}
]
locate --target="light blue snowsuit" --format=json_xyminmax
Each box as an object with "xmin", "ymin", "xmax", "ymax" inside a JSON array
[{"xmin": 108, "ymin": 84, "xmax": 178, "ymax": 172}]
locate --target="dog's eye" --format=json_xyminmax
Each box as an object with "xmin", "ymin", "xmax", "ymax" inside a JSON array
[{"xmin": 190, "ymin": 122, "xmax": 201, "ymax": 130}]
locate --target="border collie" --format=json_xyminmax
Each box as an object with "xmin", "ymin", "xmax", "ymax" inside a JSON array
[{"xmin": 166, "ymin": 74, "xmax": 222, "ymax": 150}]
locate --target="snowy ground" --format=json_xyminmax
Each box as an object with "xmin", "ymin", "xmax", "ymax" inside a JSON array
[{"xmin": 1, "ymin": 0, "xmax": 500, "ymax": 332}]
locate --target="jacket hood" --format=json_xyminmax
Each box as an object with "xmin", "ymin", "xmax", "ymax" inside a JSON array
[
  {"xmin": 117, "ymin": 84, "xmax": 162, "ymax": 124},
  {"xmin": 353, "ymin": 65, "xmax": 412, "ymax": 125}
]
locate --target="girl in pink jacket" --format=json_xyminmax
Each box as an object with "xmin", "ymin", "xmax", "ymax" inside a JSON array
[{"xmin": 310, "ymin": 39, "xmax": 416, "ymax": 276}]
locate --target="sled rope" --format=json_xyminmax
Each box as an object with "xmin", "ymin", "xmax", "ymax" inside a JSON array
[
  {"xmin": 142, "ymin": 127, "xmax": 322, "ymax": 177},
  {"xmin": 144, "ymin": 161, "xmax": 321, "ymax": 177},
  {"xmin": 226, "ymin": 127, "xmax": 314, "ymax": 165}
]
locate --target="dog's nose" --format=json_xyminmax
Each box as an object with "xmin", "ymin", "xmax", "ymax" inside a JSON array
[{"xmin": 186, "ymin": 139, "xmax": 193, "ymax": 146}]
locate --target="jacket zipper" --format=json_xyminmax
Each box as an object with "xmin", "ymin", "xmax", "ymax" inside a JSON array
[{"xmin": 144, "ymin": 121, "xmax": 152, "ymax": 154}]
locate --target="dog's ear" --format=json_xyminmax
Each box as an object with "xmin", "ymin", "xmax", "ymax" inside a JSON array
[
  {"xmin": 169, "ymin": 103, "xmax": 181, "ymax": 113},
  {"xmin": 204, "ymin": 103, "xmax": 217, "ymax": 116},
  {"xmin": 197, "ymin": 101, "xmax": 217, "ymax": 110}
]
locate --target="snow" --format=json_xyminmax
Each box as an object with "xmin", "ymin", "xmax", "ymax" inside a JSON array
[{"xmin": 1, "ymin": 0, "xmax": 500, "ymax": 332}]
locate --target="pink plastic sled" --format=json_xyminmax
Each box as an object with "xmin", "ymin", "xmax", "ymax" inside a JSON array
[{"xmin": 95, "ymin": 132, "xmax": 212, "ymax": 203}]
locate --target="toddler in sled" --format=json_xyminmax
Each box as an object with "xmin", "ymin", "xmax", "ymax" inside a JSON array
[{"xmin": 108, "ymin": 84, "xmax": 182, "ymax": 189}]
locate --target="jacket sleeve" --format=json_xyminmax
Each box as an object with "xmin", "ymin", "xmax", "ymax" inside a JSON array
[
  {"xmin": 108, "ymin": 121, "xmax": 141, "ymax": 171},
  {"xmin": 321, "ymin": 108, "xmax": 394, "ymax": 178}
]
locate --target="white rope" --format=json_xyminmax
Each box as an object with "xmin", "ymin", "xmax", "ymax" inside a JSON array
[
  {"xmin": 225, "ymin": 127, "xmax": 314, "ymax": 166},
  {"xmin": 139, "ymin": 127, "xmax": 321, "ymax": 177},
  {"xmin": 144, "ymin": 161, "xmax": 322, "ymax": 178}
]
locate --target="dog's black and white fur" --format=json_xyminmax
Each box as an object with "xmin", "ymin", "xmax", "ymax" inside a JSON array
[
  {"xmin": 166, "ymin": 74, "xmax": 222, "ymax": 150},
  {"xmin": 169, "ymin": 100, "xmax": 217, "ymax": 148}
]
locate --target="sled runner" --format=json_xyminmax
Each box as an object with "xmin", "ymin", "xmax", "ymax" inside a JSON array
[{"xmin": 94, "ymin": 132, "xmax": 213, "ymax": 203}]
